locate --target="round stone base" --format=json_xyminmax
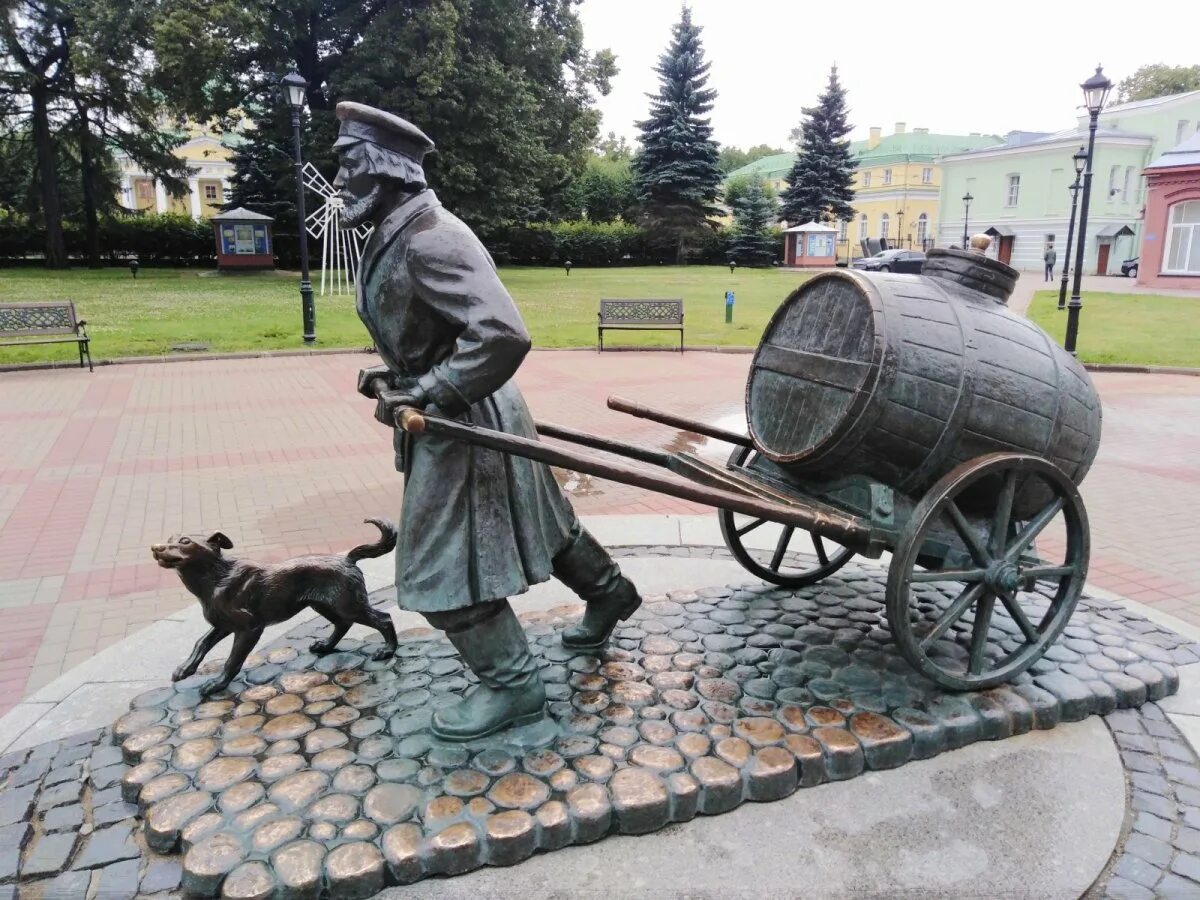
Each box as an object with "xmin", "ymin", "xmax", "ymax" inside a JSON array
[{"xmin": 111, "ymin": 565, "xmax": 1186, "ymax": 897}]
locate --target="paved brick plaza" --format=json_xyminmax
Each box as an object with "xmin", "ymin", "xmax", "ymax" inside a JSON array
[{"xmin": 0, "ymin": 350, "xmax": 1197, "ymax": 717}]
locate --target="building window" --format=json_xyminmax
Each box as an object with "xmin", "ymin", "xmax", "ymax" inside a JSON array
[
  {"xmin": 1122, "ymin": 166, "xmax": 1133, "ymax": 202},
  {"xmin": 204, "ymin": 184, "xmax": 218, "ymax": 201},
  {"xmin": 921, "ymin": 167, "xmax": 932, "ymax": 184},
  {"xmin": 1165, "ymin": 200, "xmax": 1200, "ymax": 274},
  {"xmin": 1006, "ymin": 174, "xmax": 1020, "ymax": 207},
  {"xmin": 863, "ymin": 171, "xmax": 872, "ymax": 187},
  {"xmin": 859, "ymin": 213, "xmax": 868, "ymax": 238},
  {"xmin": 916, "ymin": 213, "xmax": 928, "ymax": 244},
  {"xmin": 1108, "ymin": 165, "xmax": 1120, "ymax": 199},
  {"xmin": 880, "ymin": 213, "xmax": 890, "ymax": 239},
  {"xmin": 1179, "ymin": 120, "xmax": 1191, "ymax": 144},
  {"xmin": 838, "ymin": 219, "xmax": 848, "ymax": 241},
  {"xmin": 135, "ymin": 179, "xmax": 154, "ymax": 206},
  {"xmin": 883, "ymin": 169, "xmax": 892, "ymax": 185}
]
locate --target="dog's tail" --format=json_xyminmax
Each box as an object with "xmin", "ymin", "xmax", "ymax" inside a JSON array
[{"xmin": 347, "ymin": 518, "xmax": 397, "ymax": 563}]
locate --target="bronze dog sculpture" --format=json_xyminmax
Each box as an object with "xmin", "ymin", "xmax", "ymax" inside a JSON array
[{"xmin": 151, "ymin": 518, "xmax": 399, "ymax": 696}]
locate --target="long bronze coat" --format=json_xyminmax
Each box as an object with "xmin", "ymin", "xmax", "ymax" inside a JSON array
[{"xmin": 356, "ymin": 190, "xmax": 576, "ymax": 612}]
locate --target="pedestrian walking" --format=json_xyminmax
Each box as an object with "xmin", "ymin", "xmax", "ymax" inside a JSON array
[{"xmin": 1044, "ymin": 244, "xmax": 1057, "ymax": 282}]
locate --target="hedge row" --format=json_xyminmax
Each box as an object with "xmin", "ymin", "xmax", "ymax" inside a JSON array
[
  {"xmin": 0, "ymin": 213, "xmax": 216, "ymax": 264},
  {"xmin": 497, "ymin": 220, "xmax": 785, "ymax": 266},
  {"xmin": 0, "ymin": 213, "xmax": 785, "ymax": 268}
]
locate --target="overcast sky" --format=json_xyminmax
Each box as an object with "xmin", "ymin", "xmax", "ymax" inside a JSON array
[{"xmin": 577, "ymin": 0, "xmax": 1198, "ymax": 149}]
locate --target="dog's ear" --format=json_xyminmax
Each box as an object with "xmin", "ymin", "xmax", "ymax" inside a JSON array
[{"xmin": 207, "ymin": 532, "xmax": 234, "ymax": 550}]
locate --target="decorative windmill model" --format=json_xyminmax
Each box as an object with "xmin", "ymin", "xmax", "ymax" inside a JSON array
[{"xmin": 302, "ymin": 162, "xmax": 373, "ymax": 295}]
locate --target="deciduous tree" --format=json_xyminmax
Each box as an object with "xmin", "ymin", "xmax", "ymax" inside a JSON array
[
  {"xmin": 1117, "ymin": 64, "xmax": 1200, "ymax": 103},
  {"xmin": 718, "ymin": 143, "xmax": 784, "ymax": 174}
]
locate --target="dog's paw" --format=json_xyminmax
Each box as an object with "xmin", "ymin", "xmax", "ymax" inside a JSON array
[
  {"xmin": 198, "ymin": 677, "xmax": 230, "ymax": 697},
  {"xmin": 371, "ymin": 646, "xmax": 395, "ymax": 662},
  {"xmin": 309, "ymin": 640, "xmax": 334, "ymax": 655},
  {"xmin": 171, "ymin": 666, "xmax": 195, "ymax": 682}
]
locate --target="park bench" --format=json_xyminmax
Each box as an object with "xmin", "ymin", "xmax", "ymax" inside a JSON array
[
  {"xmin": 597, "ymin": 299, "xmax": 684, "ymax": 352},
  {"xmin": 0, "ymin": 301, "xmax": 93, "ymax": 371}
]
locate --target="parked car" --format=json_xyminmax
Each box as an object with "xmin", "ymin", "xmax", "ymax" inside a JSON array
[
  {"xmin": 1120, "ymin": 257, "xmax": 1139, "ymax": 277},
  {"xmin": 851, "ymin": 249, "xmax": 926, "ymax": 274}
]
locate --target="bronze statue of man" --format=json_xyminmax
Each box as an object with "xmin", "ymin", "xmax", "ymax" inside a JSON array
[{"xmin": 332, "ymin": 102, "xmax": 641, "ymax": 742}]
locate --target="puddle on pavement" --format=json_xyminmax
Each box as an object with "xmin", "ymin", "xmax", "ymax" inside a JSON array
[{"xmin": 552, "ymin": 468, "xmax": 603, "ymax": 497}]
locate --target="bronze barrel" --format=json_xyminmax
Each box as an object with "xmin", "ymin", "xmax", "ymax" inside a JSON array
[{"xmin": 745, "ymin": 247, "xmax": 1102, "ymax": 508}]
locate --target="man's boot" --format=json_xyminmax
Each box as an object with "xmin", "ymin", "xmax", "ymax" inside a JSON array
[
  {"xmin": 553, "ymin": 525, "xmax": 642, "ymax": 651},
  {"xmin": 431, "ymin": 601, "xmax": 546, "ymax": 742}
]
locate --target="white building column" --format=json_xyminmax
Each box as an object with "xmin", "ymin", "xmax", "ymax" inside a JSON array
[
  {"xmin": 119, "ymin": 175, "xmax": 132, "ymax": 210},
  {"xmin": 188, "ymin": 177, "xmax": 201, "ymax": 219},
  {"xmin": 154, "ymin": 180, "xmax": 168, "ymax": 214}
]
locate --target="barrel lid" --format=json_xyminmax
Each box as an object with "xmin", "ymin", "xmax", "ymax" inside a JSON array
[
  {"xmin": 922, "ymin": 238, "xmax": 1018, "ymax": 304},
  {"xmin": 746, "ymin": 271, "xmax": 882, "ymax": 466}
]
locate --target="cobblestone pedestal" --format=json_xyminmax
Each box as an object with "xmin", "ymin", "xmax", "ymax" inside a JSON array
[{"xmin": 0, "ymin": 561, "xmax": 1195, "ymax": 898}]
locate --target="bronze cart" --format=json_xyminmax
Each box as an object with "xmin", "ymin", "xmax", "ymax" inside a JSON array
[{"xmin": 397, "ymin": 245, "xmax": 1099, "ymax": 693}]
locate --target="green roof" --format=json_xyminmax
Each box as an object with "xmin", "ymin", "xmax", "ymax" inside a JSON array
[
  {"xmin": 726, "ymin": 132, "xmax": 1003, "ymax": 181},
  {"xmin": 858, "ymin": 132, "xmax": 1003, "ymax": 164}
]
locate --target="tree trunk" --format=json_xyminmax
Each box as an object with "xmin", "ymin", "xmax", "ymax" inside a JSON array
[
  {"xmin": 77, "ymin": 107, "xmax": 101, "ymax": 268},
  {"xmin": 31, "ymin": 82, "xmax": 68, "ymax": 269}
]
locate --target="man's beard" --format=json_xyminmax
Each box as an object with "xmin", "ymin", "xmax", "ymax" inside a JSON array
[{"xmin": 339, "ymin": 182, "xmax": 384, "ymax": 228}]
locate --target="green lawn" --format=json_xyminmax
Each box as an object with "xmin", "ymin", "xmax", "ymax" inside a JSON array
[
  {"xmin": 1027, "ymin": 290, "xmax": 1200, "ymax": 368},
  {"xmin": 0, "ymin": 265, "xmax": 812, "ymax": 365}
]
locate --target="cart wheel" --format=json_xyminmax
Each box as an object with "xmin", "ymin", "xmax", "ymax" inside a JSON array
[
  {"xmin": 718, "ymin": 445, "xmax": 856, "ymax": 588},
  {"xmin": 886, "ymin": 453, "xmax": 1089, "ymax": 691}
]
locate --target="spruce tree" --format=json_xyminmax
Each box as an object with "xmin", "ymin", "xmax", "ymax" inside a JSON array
[
  {"xmin": 631, "ymin": 6, "xmax": 722, "ymax": 264},
  {"xmin": 780, "ymin": 64, "xmax": 856, "ymax": 227},
  {"xmin": 726, "ymin": 179, "xmax": 778, "ymax": 266}
]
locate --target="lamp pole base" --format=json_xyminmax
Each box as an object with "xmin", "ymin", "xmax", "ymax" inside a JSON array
[{"xmin": 300, "ymin": 279, "xmax": 316, "ymax": 344}]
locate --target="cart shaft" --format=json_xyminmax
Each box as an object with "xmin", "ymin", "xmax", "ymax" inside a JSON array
[
  {"xmin": 534, "ymin": 421, "xmax": 671, "ymax": 468},
  {"xmin": 398, "ymin": 407, "xmax": 871, "ymax": 545},
  {"xmin": 607, "ymin": 396, "xmax": 753, "ymax": 448}
]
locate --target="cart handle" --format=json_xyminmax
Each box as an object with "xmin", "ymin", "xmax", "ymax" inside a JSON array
[{"xmin": 396, "ymin": 406, "xmax": 870, "ymax": 545}]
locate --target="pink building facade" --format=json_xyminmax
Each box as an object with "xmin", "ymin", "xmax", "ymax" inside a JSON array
[{"xmin": 1137, "ymin": 133, "xmax": 1200, "ymax": 291}]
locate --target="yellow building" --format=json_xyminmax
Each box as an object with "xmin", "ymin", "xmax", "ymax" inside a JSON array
[
  {"xmin": 727, "ymin": 123, "xmax": 1002, "ymax": 259},
  {"xmin": 116, "ymin": 124, "xmax": 237, "ymax": 219}
]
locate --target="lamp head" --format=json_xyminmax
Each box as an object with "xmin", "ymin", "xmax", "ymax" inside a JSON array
[
  {"xmin": 1081, "ymin": 65, "xmax": 1112, "ymax": 116},
  {"xmin": 962, "ymin": 192, "xmax": 973, "ymax": 208},
  {"xmin": 281, "ymin": 71, "xmax": 308, "ymax": 110},
  {"xmin": 1073, "ymin": 146, "xmax": 1088, "ymax": 176}
]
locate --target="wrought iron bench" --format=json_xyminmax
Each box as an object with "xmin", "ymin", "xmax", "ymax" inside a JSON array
[
  {"xmin": 0, "ymin": 301, "xmax": 93, "ymax": 371},
  {"xmin": 597, "ymin": 299, "xmax": 684, "ymax": 352}
]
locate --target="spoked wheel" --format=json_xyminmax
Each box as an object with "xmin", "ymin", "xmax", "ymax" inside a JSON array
[
  {"xmin": 886, "ymin": 453, "xmax": 1090, "ymax": 691},
  {"xmin": 718, "ymin": 445, "xmax": 856, "ymax": 588}
]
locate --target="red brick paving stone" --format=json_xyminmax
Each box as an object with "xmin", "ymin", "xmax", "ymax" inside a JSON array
[{"xmin": 0, "ymin": 354, "xmax": 1198, "ymax": 717}]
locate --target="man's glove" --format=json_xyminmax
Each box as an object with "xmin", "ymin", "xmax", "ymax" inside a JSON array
[
  {"xmin": 375, "ymin": 378, "xmax": 429, "ymax": 427},
  {"xmin": 357, "ymin": 365, "xmax": 395, "ymax": 400}
]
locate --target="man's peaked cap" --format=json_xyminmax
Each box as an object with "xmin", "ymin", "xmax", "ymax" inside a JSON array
[{"xmin": 335, "ymin": 102, "xmax": 435, "ymax": 161}]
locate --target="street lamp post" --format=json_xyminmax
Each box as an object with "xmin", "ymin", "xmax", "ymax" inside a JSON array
[
  {"xmin": 1065, "ymin": 65, "xmax": 1113, "ymax": 355},
  {"xmin": 961, "ymin": 193, "xmax": 973, "ymax": 248},
  {"xmin": 281, "ymin": 71, "xmax": 316, "ymax": 344},
  {"xmin": 896, "ymin": 209, "xmax": 904, "ymax": 248},
  {"xmin": 1058, "ymin": 147, "xmax": 1088, "ymax": 310}
]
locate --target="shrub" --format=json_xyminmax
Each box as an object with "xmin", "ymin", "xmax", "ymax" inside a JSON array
[{"xmin": 504, "ymin": 220, "xmax": 647, "ymax": 266}]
